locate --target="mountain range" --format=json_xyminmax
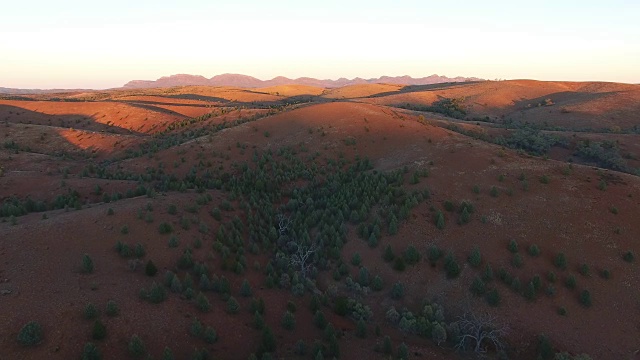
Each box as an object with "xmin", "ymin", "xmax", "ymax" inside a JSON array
[{"xmin": 122, "ymin": 73, "xmax": 483, "ymax": 89}]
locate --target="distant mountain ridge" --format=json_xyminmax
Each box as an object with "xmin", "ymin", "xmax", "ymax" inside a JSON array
[{"xmin": 122, "ymin": 73, "xmax": 483, "ymax": 89}]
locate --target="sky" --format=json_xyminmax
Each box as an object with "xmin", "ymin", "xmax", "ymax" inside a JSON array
[{"xmin": 1, "ymin": 0, "xmax": 639, "ymax": 89}]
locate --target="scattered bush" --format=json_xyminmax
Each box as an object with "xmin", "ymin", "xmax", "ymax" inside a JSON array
[
  {"xmin": 351, "ymin": 253, "xmax": 362, "ymax": 266},
  {"xmin": 92, "ymin": 320, "xmax": 106, "ymax": 340},
  {"xmin": 555, "ymin": 253, "xmax": 568, "ymax": 270},
  {"xmin": 240, "ymin": 279, "xmax": 252, "ymax": 297},
  {"xmin": 434, "ymin": 210, "xmax": 445, "ymax": 229},
  {"xmin": 527, "ymin": 244, "xmax": 540, "ymax": 257},
  {"xmin": 282, "ymin": 310, "xmax": 296, "ymax": 330},
  {"xmin": 158, "ymin": 222, "xmax": 173, "ymax": 234},
  {"xmin": 196, "ymin": 292, "xmax": 211, "ymax": 312},
  {"xmin": 128, "ymin": 335, "xmax": 146, "ymax": 358},
  {"xmin": 81, "ymin": 342, "xmax": 102, "ymax": 360},
  {"xmin": 403, "ymin": 245, "xmax": 420, "ymax": 265},
  {"xmin": 105, "ymin": 300, "xmax": 119, "ymax": 317},
  {"xmin": 508, "ymin": 239, "xmax": 518, "ymax": 253},
  {"xmin": 382, "ymin": 245, "xmax": 395, "ymax": 262},
  {"xmin": 565, "ymin": 275, "xmax": 577, "ymax": 289},
  {"xmin": 145, "ymin": 260, "xmax": 157, "ymax": 276},
  {"xmin": 82, "ymin": 254, "xmax": 94, "ymax": 273},
  {"xmin": 427, "ymin": 245, "xmax": 443, "ymax": 265},
  {"xmin": 390, "ymin": 282, "xmax": 405, "ymax": 299},
  {"xmin": 468, "ymin": 247, "xmax": 482, "ymax": 267},
  {"xmin": 579, "ymin": 263, "xmax": 590, "ymax": 277},
  {"xmin": 444, "ymin": 252, "xmax": 461, "ymax": 278},
  {"xmin": 512, "ymin": 253, "xmax": 523, "ymax": 268},
  {"xmin": 84, "ymin": 303, "xmax": 98, "ymax": 320},
  {"xmin": 623, "ymin": 251, "xmax": 635, "ymax": 263},
  {"xmin": 226, "ymin": 296, "xmax": 240, "ymax": 314},
  {"xmin": 580, "ymin": 290, "xmax": 592, "ymax": 307},
  {"xmin": 485, "ymin": 288, "xmax": 501, "ymax": 307},
  {"xmin": 17, "ymin": 321, "xmax": 43, "ymax": 346}
]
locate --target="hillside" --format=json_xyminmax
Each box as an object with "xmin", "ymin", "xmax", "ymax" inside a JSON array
[{"xmin": 1, "ymin": 80, "xmax": 639, "ymax": 360}]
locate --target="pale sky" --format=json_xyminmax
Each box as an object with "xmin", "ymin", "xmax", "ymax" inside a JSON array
[{"xmin": 1, "ymin": 0, "xmax": 639, "ymax": 89}]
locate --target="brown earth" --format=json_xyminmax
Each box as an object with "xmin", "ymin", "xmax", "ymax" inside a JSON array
[{"xmin": 1, "ymin": 81, "xmax": 639, "ymax": 360}]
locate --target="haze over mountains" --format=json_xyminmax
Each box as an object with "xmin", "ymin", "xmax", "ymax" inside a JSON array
[{"xmin": 122, "ymin": 73, "xmax": 483, "ymax": 89}]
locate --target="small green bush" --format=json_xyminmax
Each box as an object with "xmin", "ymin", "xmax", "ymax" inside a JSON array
[
  {"xmin": 623, "ymin": 251, "xmax": 635, "ymax": 263},
  {"xmin": 282, "ymin": 310, "xmax": 295, "ymax": 330},
  {"xmin": 196, "ymin": 292, "xmax": 211, "ymax": 312},
  {"xmin": 508, "ymin": 239, "xmax": 518, "ymax": 253},
  {"xmin": 105, "ymin": 300, "xmax": 119, "ymax": 317},
  {"xmin": 128, "ymin": 335, "xmax": 145, "ymax": 358},
  {"xmin": 468, "ymin": 247, "xmax": 482, "ymax": 267},
  {"xmin": 382, "ymin": 244, "xmax": 395, "ymax": 262},
  {"xmin": 17, "ymin": 321, "xmax": 43, "ymax": 346},
  {"xmin": 351, "ymin": 253, "xmax": 362, "ymax": 266},
  {"xmin": 226, "ymin": 296, "xmax": 240, "ymax": 314},
  {"xmin": 444, "ymin": 253, "xmax": 461, "ymax": 278},
  {"xmin": 565, "ymin": 275, "xmax": 577, "ymax": 289},
  {"xmin": 84, "ymin": 303, "xmax": 98, "ymax": 320},
  {"xmin": 81, "ymin": 342, "xmax": 102, "ymax": 360},
  {"xmin": 579, "ymin": 263, "xmax": 590, "ymax": 276},
  {"xmin": 555, "ymin": 253, "xmax": 568, "ymax": 270},
  {"xmin": 579, "ymin": 290, "xmax": 592, "ymax": 307},
  {"xmin": 390, "ymin": 282, "xmax": 405, "ymax": 299},
  {"xmin": 145, "ymin": 260, "xmax": 157, "ymax": 276},
  {"xmin": 82, "ymin": 254, "xmax": 94, "ymax": 273},
  {"xmin": 527, "ymin": 244, "xmax": 541, "ymax": 257},
  {"xmin": 158, "ymin": 222, "xmax": 173, "ymax": 234},
  {"xmin": 92, "ymin": 320, "xmax": 106, "ymax": 340}
]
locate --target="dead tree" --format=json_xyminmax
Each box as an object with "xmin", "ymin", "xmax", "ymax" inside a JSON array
[
  {"xmin": 289, "ymin": 241, "xmax": 319, "ymax": 279},
  {"xmin": 277, "ymin": 214, "xmax": 291, "ymax": 237},
  {"xmin": 455, "ymin": 312, "xmax": 508, "ymax": 354}
]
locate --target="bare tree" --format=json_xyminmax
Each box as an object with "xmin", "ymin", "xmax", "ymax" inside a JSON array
[
  {"xmin": 277, "ymin": 214, "xmax": 291, "ymax": 237},
  {"xmin": 290, "ymin": 241, "xmax": 319, "ymax": 279},
  {"xmin": 455, "ymin": 312, "xmax": 508, "ymax": 354}
]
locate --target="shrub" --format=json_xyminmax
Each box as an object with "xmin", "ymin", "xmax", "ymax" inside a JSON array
[
  {"xmin": 540, "ymin": 175, "xmax": 550, "ymax": 184},
  {"xmin": 382, "ymin": 245, "xmax": 395, "ymax": 262},
  {"xmin": 196, "ymin": 292, "xmax": 211, "ymax": 312},
  {"xmin": 434, "ymin": 210, "xmax": 445, "ymax": 229},
  {"xmin": 351, "ymin": 253, "xmax": 362, "ymax": 266},
  {"xmin": 555, "ymin": 253, "xmax": 567, "ymax": 270},
  {"xmin": 444, "ymin": 253, "xmax": 461, "ymax": 278},
  {"xmin": 565, "ymin": 275, "xmax": 577, "ymax": 289},
  {"xmin": 162, "ymin": 347, "xmax": 174, "ymax": 360},
  {"xmin": 558, "ymin": 307, "xmax": 567, "ymax": 316},
  {"xmin": 227, "ymin": 296, "xmax": 240, "ymax": 314},
  {"xmin": 468, "ymin": 247, "xmax": 481, "ymax": 267},
  {"xmin": 579, "ymin": 263, "xmax": 590, "ymax": 276},
  {"xmin": 397, "ymin": 342, "xmax": 409, "ymax": 360},
  {"xmin": 204, "ymin": 326, "xmax": 217, "ymax": 344},
  {"xmin": 134, "ymin": 243, "xmax": 145, "ymax": 258},
  {"xmin": 508, "ymin": 239, "xmax": 518, "ymax": 253},
  {"xmin": 580, "ymin": 290, "xmax": 592, "ymax": 307},
  {"xmin": 107, "ymin": 208, "xmax": 114, "ymax": 215},
  {"xmin": 168, "ymin": 235, "xmax": 179, "ymax": 248},
  {"xmin": 470, "ymin": 276, "xmax": 486, "ymax": 296},
  {"xmin": 313, "ymin": 310, "xmax": 327, "ymax": 329},
  {"xmin": 17, "ymin": 321, "xmax": 43, "ymax": 346},
  {"xmin": 485, "ymin": 288, "xmax": 500, "ymax": 307},
  {"xmin": 482, "ymin": 263, "xmax": 494, "ymax": 282},
  {"xmin": 81, "ymin": 342, "xmax": 102, "ymax": 360},
  {"xmin": 240, "ymin": 279, "xmax": 252, "ymax": 297},
  {"xmin": 190, "ymin": 318, "xmax": 204, "ymax": 337},
  {"xmin": 145, "ymin": 260, "xmax": 157, "ymax": 277},
  {"xmin": 490, "ymin": 186, "xmax": 499, "ymax": 197},
  {"xmin": 372, "ymin": 275, "xmax": 383, "ymax": 291},
  {"xmin": 427, "ymin": 245, "xmax": 443, "ymax": 265},
  {"xmin": 527, "ymin": 244, "xmax": 540, "ymax": 257},
  {"xmin": 623, "ymin": 251, "xmax": 635, "ymax": 263},
  {"xmin": 168, "ymin": 204, "xmax": 177, "ymax": 215},
  {"xmin": 259, "ymin": 326, "xmax": 276, "ymax": 354},
  {"xmin": 84, "ymin": 303, "xmax": 98, "ymax": 319},
  {"xmin": 92, "ymin": 320, "xmax": 106, "ymax": 340},
  {"xmin": 547, "ymin": 271, "xmax": 557, "ymax": 282},
  {"xmin": 600, "ymin": 269, "xmax": 611, "ymax": 279},
  {"xmin": 158, "ymin": 222, "xmax": 173, "ymax": 234},
  {"xmin": 282, "ymin": 310, "xmax": 295, "ymax": 330},
  {"xmin": 105, "ymin": 300, "xmax": 119, "ymax": 317},
  {"xmin": 472, "ymin": 185, "xmax": 480, "ymax": 194},
  {"xmin": 390, "ymin": 282, "xmax": 405, "ymax": 299},
  {"xmin": 82, "ymin": 254, "xmax": 94, "ymax": 273},
  {"xmin": 403, "ymin": 245, "xmax": 421, "ymax": 265},
  {"xmin": 393, "ymin": 257, "xmax": 406, "ymax": 272},
  {"xmin": 356, "ymin": 318, "xmax": 367, "ymax": 338},
  {"xmin": 120, "ymin": 225, "xmax": 129, "ymax": 234},
  {"xmin": 147, "ymin": 282, "xmax": 167, "ymax": 304},
  {"xmin": 128, "ymin": 335, "xmax": 145, "ymax": 358},
  {"xmin": 383, "ymin": 335, "xmax": 393, "ymax": 354},
  {"xmin": 512, "ymin": 253, "xmax": 523, "ymax": 268}
]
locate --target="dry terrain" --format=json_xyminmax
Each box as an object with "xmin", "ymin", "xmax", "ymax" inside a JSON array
[{"xmin": 1, "ymin": 80, "xmax": 639, "ymax": 360}]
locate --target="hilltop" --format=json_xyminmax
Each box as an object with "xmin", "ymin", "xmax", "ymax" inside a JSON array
[{"xmin": 0, "ymin": 80, "xmax": 639, "ymax": 360}]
